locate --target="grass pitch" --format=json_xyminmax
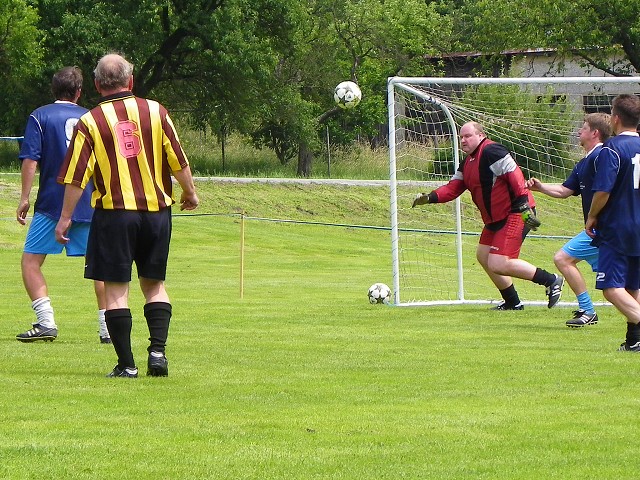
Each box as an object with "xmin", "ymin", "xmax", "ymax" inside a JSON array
[{"xmin": 0, "ymin": 175, "xmax": 636, "ymax": 479}]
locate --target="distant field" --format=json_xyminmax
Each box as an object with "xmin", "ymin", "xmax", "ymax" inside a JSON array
[{"xmin": 0, "ymin": 174, "xmax": 635, "ymax": 480}]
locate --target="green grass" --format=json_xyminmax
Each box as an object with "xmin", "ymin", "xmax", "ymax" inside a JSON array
[{"xmin": 0, "ymin": 174, "xmax": 636, "ymax": 479}]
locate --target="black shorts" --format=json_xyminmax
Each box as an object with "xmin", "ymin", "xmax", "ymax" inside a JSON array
[{"xmin": 85, "ymin": 208, "xmax": 172, "ymax": 282}]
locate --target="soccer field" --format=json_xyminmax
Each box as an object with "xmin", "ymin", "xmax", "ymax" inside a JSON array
[{"xmin": 0, "ymin": 176, "xmax": 636, "ymax": 479}]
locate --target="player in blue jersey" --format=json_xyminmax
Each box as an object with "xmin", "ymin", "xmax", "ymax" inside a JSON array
[
  {"xmin": 527, "ymin": 113, "xmax": 611, "ymax": 327},
  {"xmin": 585, "ymin": 94, "xmax": 640, "ymax": 352},
  {"xmin": 15, "ymin": 66, "xmax": 109, "ymax": 344}
]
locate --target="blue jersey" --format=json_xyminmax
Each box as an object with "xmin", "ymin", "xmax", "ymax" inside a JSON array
[
  {"xmin": 19, "ymin": 101, "xmax": 94, "ymax": 222},
  {"xmin": 592, "ymin": 132, "xmax": 640, "ymax": 255},
  {"xmin": 562, "ymin": 144, "xmax": 602, "ymax": 224}
]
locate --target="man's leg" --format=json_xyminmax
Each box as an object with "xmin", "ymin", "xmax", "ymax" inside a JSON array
[
  {"xmin": 94, "ymin": 280, "xmax": 110, "ymax": 343},
  {"xmin": 140, "ymin": 277, "xmax": 171, "ymax": 376},
  {"xmin": 555, "ymin": 249, "xmax": 598, "ymax": 327},
  {"xmin": 554, "ymin": 249, "xmax": 588, "ymax": 299},
  {"xmin": 604, "ymin": 288, "xmax": 640, "ymax": 350},
  {"xmin": 16, "ymin": 252, "xmax": 58, "ymax": 342},
  {"xmin": 486, "ymin": 214, "xmax": 563, "ymax": 308},
  {"xmin": 104, "ymin": 281, "xmax": 137, "ymax": 372},
  {"xmin": 477, "ymin": 244, "xmax": 522, "ymax": 309}
]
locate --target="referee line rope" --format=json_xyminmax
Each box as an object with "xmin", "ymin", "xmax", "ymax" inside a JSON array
[
  {"xmin": 171, "ymin": 212, "xmax": 572, "ymax": 239},
  {"xmin": 0, "ymin": 210, "xmax": 572, "ymax": 239}
]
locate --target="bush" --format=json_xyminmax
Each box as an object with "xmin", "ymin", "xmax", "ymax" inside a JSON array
[{"xmin": 0, "ymin": 139, "xmax": 21, "ymax": 170}]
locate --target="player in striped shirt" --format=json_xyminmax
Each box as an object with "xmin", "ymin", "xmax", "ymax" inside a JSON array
[{"xmin": 55, "ymin": 53, "xmax": 199, "ymax": 377}]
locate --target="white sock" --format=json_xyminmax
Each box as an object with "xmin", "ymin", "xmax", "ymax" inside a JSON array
[
  {"xmin": 98, "ymin": 309, "xmax": 109, "ymax": 337},
  {"xmin": 32, "ymin": 297, "xmax": 56, "ymax": 328}
]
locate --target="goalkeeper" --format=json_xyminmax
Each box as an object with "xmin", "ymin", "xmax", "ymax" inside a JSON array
[{"xmin": 413, "ymin": 121, "xmax": 564, "ymax": 310}]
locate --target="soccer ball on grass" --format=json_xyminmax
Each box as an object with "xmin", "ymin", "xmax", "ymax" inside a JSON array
[
  {"xmin": 334, "ymin": 81, "xmax": 362, "ymax": 109},
  {"xmin": 368, "ymin": 283, "xmax": 391, "ymax": 305}
]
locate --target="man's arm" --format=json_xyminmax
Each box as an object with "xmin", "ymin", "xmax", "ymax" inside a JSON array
[
  {"xmin": 173, "ymin": 165, "xmax": 199, "ymax": 211},
  {"xmin": 585, "ymin": 191, "xmax": 610, "ymax": 238},
  {"xmin": 54, "ymin": 184, "xmax": 85, "ymax": 244},
  {"xmin": 526, "ymin": 177, "xmax": 574, "ymax": 198},
  {"xmin": 17, "ymin": 159, "xmax": 38, "ymax": 225}
]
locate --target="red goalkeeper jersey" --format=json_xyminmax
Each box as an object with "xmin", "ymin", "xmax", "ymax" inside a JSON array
[{"xmin": 433, "ymin": 138, "xmax": 534, "ymax": 226}]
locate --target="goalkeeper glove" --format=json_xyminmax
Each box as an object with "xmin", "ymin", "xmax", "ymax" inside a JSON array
[
  {"xmin": 412, "ymin": 192, "xmax": 437, "ymax": 208},
  {"xmin": 513, "ymin": 203, "xmax": 541, "ymax": 230}
]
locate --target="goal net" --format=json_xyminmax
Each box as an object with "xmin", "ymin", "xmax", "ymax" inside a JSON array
[{"xmin": 388, "ymin": 76, "xmax": 640, "ymax": 306}]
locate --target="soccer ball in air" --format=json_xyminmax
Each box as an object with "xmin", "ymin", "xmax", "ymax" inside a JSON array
[
  {"xmin": 368, "ymin": 283, "xmax": 391, "ymax": 305},
  {"xmin": 334, "ymin": 81, "xmax": 362, "ymax": 109}
]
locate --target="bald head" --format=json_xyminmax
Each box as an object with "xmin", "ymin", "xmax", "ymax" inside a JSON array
[
  {"xmin": 94, "ymin": 53, "xmax": 134, "ymax": 93},
  {"xmin": 459, "ymin": 121, "xmax": 487, "ymax": 155}
]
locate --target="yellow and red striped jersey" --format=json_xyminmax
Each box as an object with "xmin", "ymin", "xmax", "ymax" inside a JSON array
[{"xmin": 57, "ymin": 92, "xmax": 189, "ymax": 211}]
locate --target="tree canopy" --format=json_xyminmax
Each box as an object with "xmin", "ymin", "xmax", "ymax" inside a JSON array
[{"xmin": 1, "ymin": 0, "xmax": 639, "ymax": 175}]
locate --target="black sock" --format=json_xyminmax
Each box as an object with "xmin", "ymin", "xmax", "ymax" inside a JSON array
[
  {"xmin": 144, "ymin": 302, "xmax": 172, "ymax": 354},
  {"xmin": 531, "ymin": 268, "xmax": 556, "ymax": 287},
  {"xmin": 499, "ymin": 284, "xmax": 521, "ymax": 307},
  {"xmin": 105, "ymin": 308, "xmax": 135, "ymax": 369},
  {"xmin": 626, "ymin": 322, "xmax": 640, "ymax": 345}
]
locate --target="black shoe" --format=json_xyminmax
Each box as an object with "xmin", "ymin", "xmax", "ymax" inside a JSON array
[
  {"xmin": 16, "ymin": 324, "xmax": 58, "ymax": 342},
  {"xmin": 147, "ymin": 352, "xmax": 169, "ymax": 377},
  {"xmin": 618, "ymin": 341, "xmax": 640, "ymax": 352},
  {"xmin": 491, "ymin": 301, "xmax": 524, "ymax": 311},
  {"xmin": 566, "ymin": 310, "xmax": 598, "ymax": 328},
  {"xmin": 546, "ymin": 275, "xmax": 564, "ymax": 308},
  {"xmin": 100, "ymin": 336, "xmax": 112, "ymax": 344},
  {"xmin": 106, "ymin": 365, "xmax": 138, "ymax": 378}
]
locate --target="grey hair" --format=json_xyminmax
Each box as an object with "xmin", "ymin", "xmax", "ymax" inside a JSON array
[{"xmin": 93, "ymin": 53, "xmax": 134, "ymax": 90}]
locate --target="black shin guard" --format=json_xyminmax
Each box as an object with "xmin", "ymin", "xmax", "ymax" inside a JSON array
[
  {"xmin": 144, "ymin": 302, "xmax": 172, "ymax": 353},
  {"xmin": 532, "ymin": 268, "xmax": 556, "ymax": 287},
  {"xmin": 626, "ymin": 322, "xmax": 640, "ymax": 345},
  {"xmin": 105, "ymin": 308, "xmax": 135, "ymax": 369},
  {"xmin": 499, "ymin": 284, "xmax": 521, "ymax": 308}
]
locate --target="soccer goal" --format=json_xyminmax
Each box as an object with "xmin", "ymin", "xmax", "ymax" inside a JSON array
[{"xmin": 388, "ymin": 76, "xmax": 640, "ymax": 307}]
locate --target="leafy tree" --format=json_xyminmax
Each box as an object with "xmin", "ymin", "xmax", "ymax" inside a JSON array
[
  {"xmin": 458, "ymin": 0, "xmax": 640, "ymax": 76},
  {"xmin": 36, "ymin": 0, "xmax": 298, "ymax": 172},
  {"xmin": 0, "ymin": 0, "xmax": 44, "ymax": 135},
  {"xmin": 252, "ymin": 0, "xmax": 455, "ymax": 176}
]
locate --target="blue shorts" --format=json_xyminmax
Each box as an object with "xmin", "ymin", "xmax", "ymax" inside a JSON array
[
  {"xmin": 24, "ymin": 212, "xmax": 90, "ymax": 257},
  {"xmin": 561, "ymin": 230, "xmax": 599, "ymax": 271},
  {"xmin": 595, "ymin": 243, "xmax": 640, "ymax": 290}
]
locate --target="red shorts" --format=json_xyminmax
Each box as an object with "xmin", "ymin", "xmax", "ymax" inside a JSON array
[{"xmin": 479, "ymin": 213, "xmax": 527, "ymax": 259}]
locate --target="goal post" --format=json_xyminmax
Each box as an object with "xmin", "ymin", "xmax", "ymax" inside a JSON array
[{"xmin": 387, "ymin": 76, "xmax": 640, "ymax": 307}]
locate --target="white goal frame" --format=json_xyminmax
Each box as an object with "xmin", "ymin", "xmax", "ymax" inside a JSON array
[{"xmin": 387, "ymin": 76, "xmax": 640, "ymax": 307}]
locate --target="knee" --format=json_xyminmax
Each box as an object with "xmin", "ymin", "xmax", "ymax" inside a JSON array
[
  {"xmin": 554, "ymin": 250, "xmax": 570, "ymax": 269},
  {"xmin": 487, "ymin": 256, "xmax": 508, "ymax": 276}
]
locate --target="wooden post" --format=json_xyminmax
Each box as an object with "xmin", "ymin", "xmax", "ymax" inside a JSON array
[{"xmin": 239, "ymin": 211, "xmax": 245, "ymax": 299}]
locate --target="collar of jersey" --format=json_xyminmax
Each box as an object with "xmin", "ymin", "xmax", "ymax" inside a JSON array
[{"xmin": 99, "ymin": 91, "xmax": 134, "ymax": 104}]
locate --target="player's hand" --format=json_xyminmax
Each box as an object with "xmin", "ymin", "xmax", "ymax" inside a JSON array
[
  {"xmin": 55, "ymin": 217, "xmax": 72, "ymax": 244},
  {"xmin": 180, "ymin": 191, "xmax": 199, "ymax": 211},
  {"xmin": 16, "ymin": 199, "xmax": 30, "ymax": 225},
  {"xmin": 585, "ymin": 217, "xmax": 597, "ymax": 238},
  {"xmin": 525, "ymin": 177, "xmax": 542, "ymax": 191},
  {"xmin": 513, "ymin": 202, "xmax": 541, "ymax": 230},
  {"xmin": 412, "ymin": 192, "xmax": 434, "ymax": 208},
  {"xmin": 521, "ymin": 208, "xmax": 541, "ymax": 230}
]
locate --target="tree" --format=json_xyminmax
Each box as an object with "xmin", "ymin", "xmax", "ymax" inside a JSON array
[
  {"xmin": 252, "ymin": 0, "xmax": 455, "ymax": 177},
  {"xmin": 0, "ymin": 0, "xmax": 44, "ymax": 135},
  {"xmin": 36, "ymin": 0, "xmax": 298, "ymax": 172},
  {"xmin": 457, "ymin": 0, "xmax": 640, "ymax": 76}
]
